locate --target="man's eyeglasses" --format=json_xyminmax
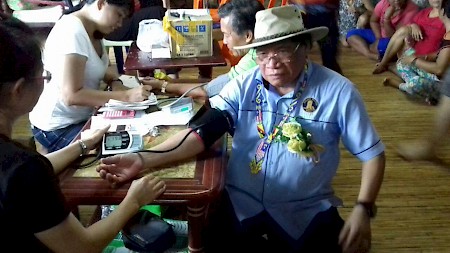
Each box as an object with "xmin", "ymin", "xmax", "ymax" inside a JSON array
[
  {"xmin": 254, "ymin": 44, "xmax": 301, "ymax": 64},
  {"xmin": 32, "ymin": 70, "xmax": 52, "ymax": 83}
]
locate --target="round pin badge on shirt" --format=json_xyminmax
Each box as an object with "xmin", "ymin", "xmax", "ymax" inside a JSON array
[{"xmin": 302, "ymin": 98, "xmax": 318, "ymax": 113}]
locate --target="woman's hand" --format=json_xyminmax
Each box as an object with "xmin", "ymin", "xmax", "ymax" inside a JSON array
[
  {"xmin": 80, "ymin": 125, "xmax": 111, "ymax": 151},
  {"xmin": 125, "ymin": 85, "xmax": 153, "ymax": 102},
  {"xmin": 125, "ymin": 174, "xmax": 166, "ymax": 207},
  {"xmin": 409, "ymin": 24, "xmax": 423, "ymax": 41},
  {"xmin": 383, "ymin": 6, "xmax": 395, "ymax": 20},
  {"xmin": 97, "ymin": 153, "xmax": 145, "ymax": 187}
]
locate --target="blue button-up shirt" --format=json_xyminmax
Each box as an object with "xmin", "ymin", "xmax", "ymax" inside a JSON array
[{"xmin": 209, "ymin": 62, "xmax": 384, "ymax": 239}]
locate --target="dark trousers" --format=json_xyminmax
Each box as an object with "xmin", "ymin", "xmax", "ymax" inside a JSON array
[
  {"xmin": 204, "ymin": 191, "xmax": 344, "ymax": 253},
  {"xmin": 304, "ymin": 9, "xmax": 342, "ymax": 74}
]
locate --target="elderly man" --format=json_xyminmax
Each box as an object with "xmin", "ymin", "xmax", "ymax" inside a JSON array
[{"xmin": 97, "ymin": 5, "xmax": 385, "ymax": 253}]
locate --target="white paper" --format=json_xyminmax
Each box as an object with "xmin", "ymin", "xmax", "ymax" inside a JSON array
[
  {"xmin": 98, "ymin": 94, "xmax": 158, "ymax": 112},
  {"xmin": 119, "ymin": 75, "xmax": 143, "ymax": 88},
  {"xmin": 143, "ymin": 110, "xmax": 194, "ymax": 128},
  {"xmin": 151, "ymin": 46, "xmax": 171, "ymax": 59}
]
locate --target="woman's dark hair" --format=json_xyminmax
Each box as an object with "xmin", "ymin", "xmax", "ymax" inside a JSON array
[
  {"xmin": 218, "ymin": 0, "xmax": 265, "ymax": 36},
  {"xmin": 445, "ymin": 0, "xmax": 450, "ymax": 18},
  {"xmin": 0, "ymin": 18, "xmax": 42, "ymax": 84},
  {"xmin": 65, "ymin": 0, "xmax": 134, "ymax": 17},
  {"xmin": 64, "ymin": 0, "xmax": 134, "ymax": 39}
]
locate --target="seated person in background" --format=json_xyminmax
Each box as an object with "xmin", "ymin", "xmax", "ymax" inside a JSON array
[
  {"xmin": 346, "ymin": 0, "xmax": 418, "ymax": 61},
  {"xmin": 338, "ymin": 0, "xmax": 379, "ymax": 47},
  {"xmin": 97, "ymin": 6, "xmax": 385, "ymax": 253},
  {"xmin": 0, "ymin": 17, "xmax": 166, "ymax": 253},
  {"xmin": 29, "ymin": 0, "xmax": 153, "ymax": 153},
  {"xmin": 288, "ymin": 0, "xmax": 343, "ymax": 74},
  {"xmin": 383, "ymin": 4, "xmax": 450, "ymax": 105},
  {"xmin": 105, "ymin": 0, "xmax": 166, "ymax": 43},
  {"xmin": 143, "ymin": 0, "xmax": 265, "ymax": 99},
  {"xmin": 373, "ymin": 0, "xmax": 446, "ymax": 74},
  {"xmin": 396, "ymin": 67, "xmax": 450, "ymax": 161}
]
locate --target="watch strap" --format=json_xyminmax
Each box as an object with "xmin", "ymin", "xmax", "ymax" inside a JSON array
[{"xmin": 355, "ymin": 201, "xmax": 377, "ymax": 218}]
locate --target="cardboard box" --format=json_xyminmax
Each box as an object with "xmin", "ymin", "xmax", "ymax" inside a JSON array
[{"xmin": 165, "ymin": 9, "xmax": 213, "ymax": 58}]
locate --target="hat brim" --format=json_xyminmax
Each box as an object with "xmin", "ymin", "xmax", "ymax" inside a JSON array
[{"xmin": 233, "ymin": 26, "xmax": 329, "ymax": 50}]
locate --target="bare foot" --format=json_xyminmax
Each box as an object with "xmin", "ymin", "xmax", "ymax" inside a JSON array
[
  {"xmin": 382, "ymin": 78, "xmax": 401, "ymax": 88},
  {"xmin": 372, "ymin": 63, "xmax": 388, "ymax": 74},
  {"xmin": 340, "ymin": 38, "xmax": 349, "ymax": 47}
]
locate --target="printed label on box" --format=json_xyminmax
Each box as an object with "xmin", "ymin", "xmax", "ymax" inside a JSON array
[{"xmin": 166, "ymin": 9, "xmax": 213, "ymax": 58}]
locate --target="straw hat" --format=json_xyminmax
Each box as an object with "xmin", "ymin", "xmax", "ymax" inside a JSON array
[{"xmin": 233, "ymin": 5, "xmax": 328, "ymax": 50}]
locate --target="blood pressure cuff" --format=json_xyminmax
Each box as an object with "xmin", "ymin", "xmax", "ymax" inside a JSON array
[
  {"xmin": 188, "ymin": 106, "xmax": 233, "ymax": 148},
  {"xmin": 122, "ymin": 209, "xmax": 176, "ymax": 253}
]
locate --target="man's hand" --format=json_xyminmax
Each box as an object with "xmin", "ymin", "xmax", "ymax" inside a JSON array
[
  {"xmin": 141, "ymin": 78, "xmax": 164, "ymax": 90},
  {"xmin": 339, "ymin": 205, "xmax": 372, "ymax": 253},
  {"xmin": 97, "ymin": 153, "xmax": 145, "ymax": 187}
]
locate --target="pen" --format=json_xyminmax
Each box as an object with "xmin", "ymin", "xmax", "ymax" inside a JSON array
[{"xmin": 135, "ymin": 74, "xmax": 142, "ymax": 86}]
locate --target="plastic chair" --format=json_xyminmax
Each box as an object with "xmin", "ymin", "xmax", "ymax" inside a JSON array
[
  {"xmin": 267, "ymin": 0, "xmax": 288, "ymax": 8},
  {"xmin": 103, "ymin": 39, "xmax": 133, "ymax": 74}
]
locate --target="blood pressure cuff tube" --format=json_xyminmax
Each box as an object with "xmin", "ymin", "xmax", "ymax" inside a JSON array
[{"xmin": 188, "ymin": 107, "xmax": 233, "ymax": 148}]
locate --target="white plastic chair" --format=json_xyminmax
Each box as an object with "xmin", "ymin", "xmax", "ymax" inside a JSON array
[{"xmin": 103, "ymin": 39, "xmax": 133, "ymax": 74}]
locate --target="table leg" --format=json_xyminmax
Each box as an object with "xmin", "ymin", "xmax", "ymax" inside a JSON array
[{"xmin": 187, "ymin": 203, "xmax": 207, "ymax": 253}]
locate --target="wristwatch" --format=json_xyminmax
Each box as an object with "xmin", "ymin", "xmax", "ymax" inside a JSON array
[{"xmin": 355, "ymin": 201, "xmax": 377, "ymax": 218}]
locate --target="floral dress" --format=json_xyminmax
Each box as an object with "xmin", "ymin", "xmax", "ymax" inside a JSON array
[
  {"xmin": 338, "ymin": 0, "xmax": 364, "ymax": 39},
  {"xmin": 396, "ymin": 38, "xmax": 450, "ymax": 104}
]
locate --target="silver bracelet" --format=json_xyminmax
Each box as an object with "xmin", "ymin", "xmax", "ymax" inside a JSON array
[{"xmin": 77, "ymin": 139, "xmax": 88, "ymax": 156}]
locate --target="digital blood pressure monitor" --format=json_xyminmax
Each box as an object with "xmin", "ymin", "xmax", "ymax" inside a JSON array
[{"xmin": 102, "ymin": 131, "xmax": 144, "ymax": 155}]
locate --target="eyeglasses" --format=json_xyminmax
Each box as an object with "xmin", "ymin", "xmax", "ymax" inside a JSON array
[
  {"xmin": 32, "ymin": 70, "xmax": 52, "ymax": 83},
  {"xmin": 254, "ymin": 44, "xmax": 301, "ymax": 64}
]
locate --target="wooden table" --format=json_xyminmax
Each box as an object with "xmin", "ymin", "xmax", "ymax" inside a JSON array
[
  {"xmin": 124, "ymin": 40, "xmax": 227, "ymax": 73},
  {"xmin": 59, "ymin": 131, "xmax": 228, "ymax": 253}
]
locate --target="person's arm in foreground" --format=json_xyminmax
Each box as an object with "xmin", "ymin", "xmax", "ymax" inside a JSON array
[
  {"xmin": 339, "ymin": 152, "xmax": 386, "ymax": 253},
  {"xmin": 35, "ymin": 174, "xmax": 166, "ymax": 253},
  {"xmin": 46, "ymin": 125, "xmax": 110, "ymax": 174},
  {"xmin": 98, "ymin": 128, "xmax": 206, "ymax": 186}
]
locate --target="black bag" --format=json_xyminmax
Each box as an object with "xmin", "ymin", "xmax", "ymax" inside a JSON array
[{"xmin": 122, "ymin": 209, "xmax": 176, "ymax": 253}]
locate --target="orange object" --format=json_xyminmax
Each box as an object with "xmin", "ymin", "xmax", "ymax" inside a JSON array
[
  {"xmin": 219, "ymin": 40, "xmax": 241, "ymax": 66},
  {"xmin": 192, "ymin": 0, "xmax": 288, "ymax": 67}
]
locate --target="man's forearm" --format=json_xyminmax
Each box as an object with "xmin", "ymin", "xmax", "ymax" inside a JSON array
[
  {"xmin": 357, "ymin": 152, "xmax": 386, "ymax": 203},
  {"xmin": 140, "ymin": 129, "xmax": 206, "ymax": 170}
]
